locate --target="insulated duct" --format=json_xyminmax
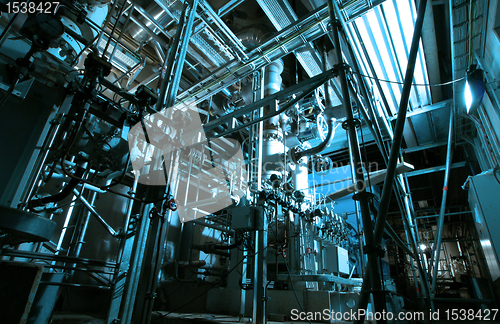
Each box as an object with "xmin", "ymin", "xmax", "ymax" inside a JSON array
[
  {"xmin": 236, "ymin": 26, "xmax": 268, "ymax": 50},
  {"xmin": 261, "ymin": 59, "xmax": 285, "ymax": 179}
]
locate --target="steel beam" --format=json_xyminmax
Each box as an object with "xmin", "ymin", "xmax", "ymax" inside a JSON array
[
  {"xmin": 354, "ymin": 0, "xmax": 429, "ymax": 321},
  {"xmin": 175, "ymin": 4, "xmax": 330, "ymax": 107},
  {"xmin": 389, "ymin": 99, "xmax": 453, "ymax": 121},
  {"xmin": 203, "ymin": 67, "xmax": 338, "ymax": 134},
  {"xmin": 415, "ymin": 210, "xmax": 472, "ymax": 219},
  {"xmin": 406, "ymin": 161, "xmax": 466, "ymax": 177}
]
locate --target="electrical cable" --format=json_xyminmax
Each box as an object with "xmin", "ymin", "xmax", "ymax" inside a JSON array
[{"xmin": 353, "ymin": 71, "xmax": 466, "ymax": 87}]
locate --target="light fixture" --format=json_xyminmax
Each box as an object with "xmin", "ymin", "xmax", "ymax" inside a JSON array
[
  {"xmin": 464, "ymin": 65, "xmax": 485, "ymax": 114},
  {"xmin": 420, "ymin": 244, "xmax": 427, "ymax": 251}
]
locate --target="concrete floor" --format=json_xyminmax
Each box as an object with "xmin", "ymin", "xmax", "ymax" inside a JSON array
[
  {"xmin": 50, "ymin": 311, "xmax": 500, "ymax": 323},
  {"xmin": 150, "ymin": 312, "xmax": 355, "ymax": 324}
]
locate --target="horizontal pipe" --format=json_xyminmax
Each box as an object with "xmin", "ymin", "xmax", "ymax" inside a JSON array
[
  {"xmin": 0, "ymin": 249, "xmax": 117, "ymax": 267},
  {"xmin": 415, "ymin": 211, "xmax": 471, "ymax": 219},
  {"xmin": 191, "ymin": 219, "xmax": 234, "ymax": 234},
  {"xmin": 38, "ymin": 282, "xmax": 111, "ymax": 289},
  {"xmin": 41, "ymin": 264, "xmax": 115, "ymax": 274}
]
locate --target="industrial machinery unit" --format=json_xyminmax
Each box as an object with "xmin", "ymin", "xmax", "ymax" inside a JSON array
[{"xmin": 0, "ymin": 0, "xmax": 500, "ymax": 323}]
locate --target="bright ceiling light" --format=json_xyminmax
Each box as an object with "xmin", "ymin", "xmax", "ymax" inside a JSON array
[
  {"xmin": 464, "ymin": 65, "xmax": 485, "ymax": 114},
  {"xmin": 420, "ymin": 244, "xmax": 427, "ymax": 250}
]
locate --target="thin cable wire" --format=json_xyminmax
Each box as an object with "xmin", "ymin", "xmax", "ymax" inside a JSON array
[{"xmin": 354, "ymin": 71, "xmax": 466, "ymax": 87}]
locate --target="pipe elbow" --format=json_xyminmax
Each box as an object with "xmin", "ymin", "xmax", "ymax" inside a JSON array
[{"xmin": 290, "ymin": 117, "xmax": 336, "ymax": 163}]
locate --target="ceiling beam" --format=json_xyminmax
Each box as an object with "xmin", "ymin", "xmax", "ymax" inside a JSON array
[
  {"xmin": 389, "ymin": 99, "xmax": 453, "ymax": 121},
  {"xmin": 405, "ymin": 161, "xmax": 467, "ymax": 177}
]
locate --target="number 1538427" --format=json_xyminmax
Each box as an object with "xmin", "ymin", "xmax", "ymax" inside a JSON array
[{"xmin": 6, "ymin": 2, "xmax": 60, "ymax": 14}]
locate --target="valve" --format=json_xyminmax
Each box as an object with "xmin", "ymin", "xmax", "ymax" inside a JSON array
[{"xmin": 167, "ymin": 198, "xmax": 179, "ymax": 211}]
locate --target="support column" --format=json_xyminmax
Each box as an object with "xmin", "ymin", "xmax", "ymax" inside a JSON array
[
  {"xmin": 430, "ymin": 105, "xmax": 454, "ymax": 295},
  {"xmin": 327, "ymin": 0, "xmax": 386, "ymax": 320},
  {"xmin": 353, "ymin": 0, "xmax": 429, "ymax": 320}
]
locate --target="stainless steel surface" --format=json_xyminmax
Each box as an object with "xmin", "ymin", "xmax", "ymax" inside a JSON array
[{"xmin": 469, "ymin": 170, "xmax": 500, "ymax": 281}]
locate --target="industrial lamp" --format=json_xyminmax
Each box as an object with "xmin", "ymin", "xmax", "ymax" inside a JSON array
[{"xmin": 464, "ymin": 65, "xmax": 485, "ymax": 114}]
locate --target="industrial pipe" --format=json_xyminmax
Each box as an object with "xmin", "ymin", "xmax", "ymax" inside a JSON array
[
  {"xmin": 73, "ymin": 188, "xmax": 120, "ymax": 237},
  {"xmin": 327, "ymin": 0, "xmax": 387, "ymax": 320},
  {"xmin": 290, "ymin": 117, "xmax": 336, "ymax": 162},
  {"xmin": 354, "ymin": 0, "xmax": 429, "ymax": 320},
  {"xmin": 163, "ymin": 0, "xmax": 199, "ymax": 109},
  {"xmin": 430, "ymin": 105, "xmax": 454, "ymax": 295},
  {"xmin": 157, "ymin": 2, "xmax": 188, "ymax": 110},
  {"xmin": 372, "ymin": 0, "xmax": 428, "ymax": 250},
  {"xmin": 289, "ymin": 38, "xmax": 336, "ymax": 162},
  {"xmin": 30, "ymin": 167, "xmax": 85, "ymax": 207},
  {"xmin": 237, "ymin": 26, "xmax": 267, "ymax": 49}
]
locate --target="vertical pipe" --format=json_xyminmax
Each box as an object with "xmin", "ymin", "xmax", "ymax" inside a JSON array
[
  {"xmin": 157, "ymin": 3, "xmax": 188, "ymax": 110},
  {"xmin": 253, "ymin": 60, "xmax": 282, "ymax": 323},
  {"xmin": 352, "ymin": 1, "xmax": 428, "ymax": 318},
  {"xmin": 430, "ymin": 106, "xmax": 454, "ymax": 295},
  {"xmin": 120, "ymin": 204, "xmax": 152, "ymax": 324},
  {"xmin": 401, "ymin": 189, "xmax": 433, "ymax": 310},
  {"xmin": 253, "ymin": 220, "xmax": 267, "ymax": 324},
  {"xmin": 164, "ymin": 0, "xmax": 199, "ymax": 108},
  {"xmin": 349, "ymin": 142, "xmax": 364, "ymax": 274},
  {"xmin": 251, "ymin": 69, "xmax": 264, "ymax": 321},
  {"xmin": 68, "ymin": 191, "xmax": 98, "ymax": 260},
  {"xmin": 327, "ymin": 0, "xmax": 386, "ymax": 319},
  {"xmin": 322, "ymin": 38, "xmax": 332, "ymax": 110},
  {"xmin": 373, "ymin": 0, "xmax": 428, "ymax": 250}
]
